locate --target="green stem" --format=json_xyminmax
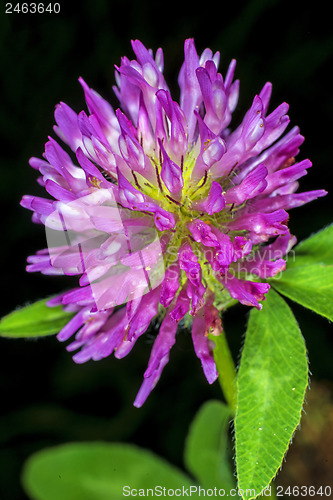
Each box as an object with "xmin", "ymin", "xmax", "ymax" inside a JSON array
[{"xmin": 210, "ymin": 328, "xmax": 237, "ymax": 413}]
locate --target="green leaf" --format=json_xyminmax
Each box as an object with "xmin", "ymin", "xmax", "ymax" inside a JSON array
[
  {"xmin": 184, "ymin": 400, "xmax": 237, "ymax": 491},
  {"xmin": 269, "ymin": 225, "xmax": 333, "ymax": 320},
  {"xmin": 287, "ymin": 224, "xmax": 333, "ymax": 268},
  {"xmin": 0, "ymin": 297, "xmax": 75, "ymax": 338},
  {"xmin": 22, "ymin": 442, "xmax": 198, "ymax": 500},
  {"xmin": 235, "ymin": 289, "xmax": 308, "ymax": 500},
  {"xmin": 271, "ymin": 264, "xmax": 333, "ymax": 321}
]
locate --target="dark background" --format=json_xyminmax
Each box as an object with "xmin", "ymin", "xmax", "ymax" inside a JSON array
[{"xmin": 0, "ymin": 0, "xmax": 332, "ymax": 498}]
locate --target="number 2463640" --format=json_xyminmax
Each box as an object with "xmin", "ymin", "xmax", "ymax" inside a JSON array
[{"xmin": 5, "ymin": 3, "xmax": 61, "ymax": 14}]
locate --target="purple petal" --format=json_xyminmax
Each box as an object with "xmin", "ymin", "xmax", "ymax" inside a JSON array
[
  {"xmin": 134, "ymin": 310, "xmax": 178, "ymax": 407},
  {"xmin": 219, "ymin": 273, "xmax": 270, "ymax": 309},
  {"xmin": 229, "ymin": 209, "xmax": 289, "ymax": 236},
  {"xmin": 253, "ymin": 102, "xmax": 289, "ymax": 154},
  {"xmin": 117, "ymin": 167, "xmax": 145, "ymax": 207},
  {"xmin": 238, "ymin": 257, "xmax": 286, "ymax": 278},
  {"xmin": 20, "ymin": 195, "xmax": 54, "ymax": 215},
  {"xmin": 54, "ymin": 102, "xmax": 83, "ymax": 152},
  {"xmin": 170, "ymin": 286, "xmax": 191, "ymax": 321},
  {"xmin": 153, "ymin": 208, "xmax": 176, "ymax": 231},
  {"xmin": 191, "ymin": 311, "xmax": 218, "ymax": 384},
  {"xmin": 204, "ymin": 293, "xmax": 223, "ymax": 336},
  {"xmin": 191, "ymin": 113, "xmax": 226, "ymax": 182},
  {"xmin": 45, "ymin": 179, "xmax": 77, "ymax": 202},
  {"xmin": 159, "ymin": 139, "xmax": 184, "ymax": 194},
  {"xmin": 44, "ymin": 138, "xmax": 85, "ymax": 191},
  {"xmin": 143, "ymin": 312, "xmax": 178, "ymax": 379},
  {"xmin": 262, "ymin": 159, "xmax": 312, "ymax": 195},
  {"xmin": 116, "ymin": 287, "xmax": 161, "ymax": 354},
  {"xmin": 210, "ymin": 229, "xmax": 234, "ymax": 267},
  {"xmin": 79, "ymin": 77, "xmax": 119, "ymax": 141},
  {"xmin": 178, "ymin": 243, "xmax": 202, "ymax": 285},
  {"xmin": 248, "ymin": 189, "xmax": 327, "ymax": 213},
  {"xmin": 191, "ymin": 181, "xmax": 226, "ymax": 215},
  {"xmin": 156, "ymin": 90, "xmax": 187, "ymax": 161},
  {"xmin": 160, "ymin": 264, "xmax": 180, "ymax": 308},
  {"xmin": 133, "ymin": 354, "xmax": 169, "ymax": 408},
  {"xmin": 211, "ymin": 95, "xmax": 265, "ymax": 176},
  {"xmin": 187, "ymin": 219, "xmax": 220, "ymax": 247},
  {"xmin": 187, "ymin": 280, "xmax": 206, "ymax": 315},
  {"xmin": 232, "ymin": 236, "xmax": 252, "ymax": 261},
  {"xmin": 259, "ymin": 82, "xmax": 272, "ymax": 115},
  {"xmin": 178, "ymin": 38, "xmax": 201, "ymax": 141},
  {"xmin": 57, "ymin": 307, "xmax": 90, "ymax": 341},
  {"xmin": 137, "ymin": 94, "xmax": 155, "ymax": 153},
  {"xmin": 225, "ymin": 164, "xmax": 268, "ymax": 205}
]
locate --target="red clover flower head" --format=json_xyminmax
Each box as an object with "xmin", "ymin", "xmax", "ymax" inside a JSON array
[{"xmin": 21, "ymin": 39, "xmax": 326, "ymax": 406}]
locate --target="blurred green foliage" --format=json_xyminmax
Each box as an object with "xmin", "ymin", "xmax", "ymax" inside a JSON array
[
  {"xmin": 23, "ymin": 442, "xmax": 199, "ymax": 500},
  {"xmin": 21, "ymin": 401, "xmax": 233, "ymax": 499},
  {"xmin": 0, "ymin": 0, "xmax": 332, "ymax": 498}
]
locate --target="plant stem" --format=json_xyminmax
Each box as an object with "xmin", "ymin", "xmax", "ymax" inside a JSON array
[{"xmin": 210, "ymin": 328, "xmax": 237, "ymax": 413}]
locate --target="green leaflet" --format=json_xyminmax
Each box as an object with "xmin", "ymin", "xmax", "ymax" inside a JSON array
[
  {"xmin": 184, "ymin": 400, "xmax": 237, "ymax": 492},
  {"xmin": 271, "ymin": 264, "xmax": 333, "ymax": 321},
  {"xmin": 22, "ymin": 442, "xmax": 198, "ymax": 500},
  {"xmin": 0, "ymin": 297, "xmax": 74, "ymax": 338},
  {"xmin": 22, "ymin": 403, "xmax": 238, "ymax": 500},
  {"xmin": 235, "ymin": 289, "xmax": 308, "ymax": 500},
  {"xmin": 287, "ymin": 223, "xmax": 333, "ymax": 268},
  {"xmin": 270, "ymin": 224, "xmax": 333, "ymax": 320}
]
